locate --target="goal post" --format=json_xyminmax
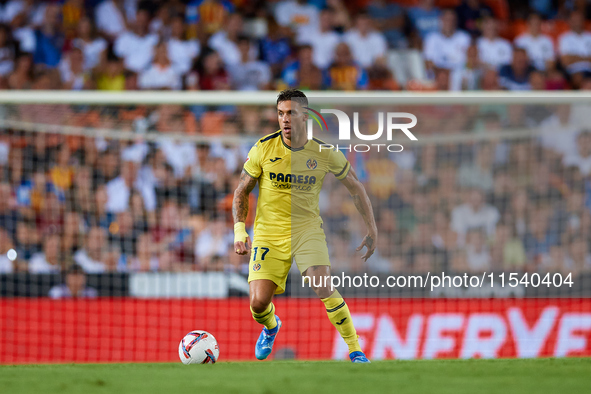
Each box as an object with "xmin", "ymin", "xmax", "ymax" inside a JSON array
[{"xmin": 0, "ymin": 91, "xmax": 590, "ymax": 363}]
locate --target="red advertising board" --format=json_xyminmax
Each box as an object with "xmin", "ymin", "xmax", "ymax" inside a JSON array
[{"xmin": 1, "ymin": 298, "xmax": 590, "ymax": 363}]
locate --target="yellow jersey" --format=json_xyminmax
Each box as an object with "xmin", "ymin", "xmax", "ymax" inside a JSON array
[{"xmin": 244, "ymin": 130, "xmax": 350, "ymax": 240}]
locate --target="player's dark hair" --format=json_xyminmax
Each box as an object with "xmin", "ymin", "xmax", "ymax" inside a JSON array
[{"xmin": 277, "ymin": 88, "xmax": 308, "ymax": 107}]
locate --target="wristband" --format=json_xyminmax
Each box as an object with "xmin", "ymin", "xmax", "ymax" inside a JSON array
[{"xmin": 234, "ymin": 222, "xmax": 249, "ymax": 244}]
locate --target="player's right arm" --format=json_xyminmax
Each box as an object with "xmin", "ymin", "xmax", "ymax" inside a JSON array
[
  {"xmin": 233, "ymin": 143, "xmax": 262, "ymax": 255},
  {"xmin": 232, "ymin": 170, "xmax": 257, "ymax": 255}
]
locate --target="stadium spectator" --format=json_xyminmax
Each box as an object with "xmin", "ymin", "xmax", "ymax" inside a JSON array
[
  {"xmin": 195, "ymin": 217, "xmax": 232, "ymax": 269},
  {"xmin": 149, "ymin": 3, "xmax": 173, "ymax": 38},
  {"xmin": 323, "ymin": 42, "xmax": 368, "ymax": 90},
  {"xmin": 48, "ymin": 263, "xmax": 98, "ymax": 298},
  {"xmin": 407, "ymin": 0, "xmax": 441, "ymax": 41},
  {"xmin": 0, "ymin": 228, "xmax": 15, "ymax": 273},
  {"xmin": 498, "ymin": 47, "xmax": 535, "ymax": 90},
  {"xmin": 464, "ymin": 228, "xmax": 492, "ymax": 272},
  {"xmin": 367, "ymin": 56, "xmax": 399, "ymax": 90},
  {"xmin": 62, "ymin": 0, "xmax": 86, "ymax": 39},
  {"xmin": 61, "ymin": 211, "xmax": 82, "ymax": 256},
  {"xmin": 280, "ymin": 45, "xmax": 323, "ymax": 90},
  {"xmin": 539, "ymin": 105, "xmax": 579, "ymax": 157},
  {"xmin": 366, "ymin": 0, "xmax": 405, "ymax": 49},
  {"xmin": 157, "ymin": 131, "xmax": 197, "ymax": 179},
  {"xmin": 306, "ymin": 8, "xmax": 340, "ymax": 70},
  {"xmin": 153, "ymin": 202, "xmax": 194, "ymax": 271},
  {"xmin": 49, "ymin": 145, "xmax": 74, "ymax": 192},
  {"xmin": 138, "ymin": 41, "xmax": 182, "ymax": 90},
  {"xmin": 194, "ymin": 49, "xmax": 230, "ymax": 90},
  {"xmin": 95, "ymin": 0, "xmax": 135, "ymax": 40},
  {"xmin": 71, "ymin": 17, "xmax": 107, "ymax": 72},
  {"xmin": 491, "ymin": 223, "xmax": 526, "ymax": 271},
  {"xmin": 95, "ymin": 55, "xmax": 126, "ymax": 91},
  {"xmin": 405, "ymin": 220, "xmax": 445, "ymax": 273},
  {"xmin": 94, "ymin": 148, "xmax": 120, "ymax": 188},
  {"xmin": 129, "ymin": 232, "xmax": 159, "ymax": 272},
  {"xmin": 228, "ymin": 36, "xmax": 271, "ymax": 91},
  {"xmin": 33, "ymin": 4, "xmax": 64, "ymax": 68},
  {"xmin": 564, "ymin": 235, "xmax": 591, "ymax": 276},
  {"xmin": 106, "ymin": 159, "xmax": 156, "ymax": 213},
  {"xmin": 121, "ymin": 140, "xmax": 149, "ymax": 164},
  {"xmin": 208, "ymin": 13, "xmax": 250, "ymax": 67},
  {"xmin": 563, "ymin": 131, "xmax": 591, "ymax": 176},
  {"xmin": 130, "ymin": 190, "xmax": 154, "ymax": 233},
  {"xmin": 527, "ymin": 164, "xmax": 562, "ymax": 206},
  {"xmin": 514, "ymin": 13, "xmax": 555, "ymax": 71},
  {"xmin": 14, "ymin": 221, "xmax": 40, "ymax": 261},
  {"xmin": 113, "ymin": 9, "xmax": 158, "ymax": 73},
  {"xmin": 167, "ymin": 15, "xmax": 200, "ymax": 76},
  {"xmin": 84, "ymin": 185, "xmax": 114, "ymax": 229},
  {"xmin": 3, "ymin": 0, "xmax": 46, "ymax": 27},
  {"xmin": 457, "ymin": 142, "xmax": 495, "ymax": 191},
  {"xmin": 0, "ymin": 182, "xmax": 18, "ymax": 239},
  {"xmin": 0, "ymin": 24, "xmax": 16, "ymax": 77},
  {"xmin": 274, "ymin": 0, "xmax": 320, "ymax": 44},
  {"xmin": 185, "ymin": 0, "xmax": 234, "ymax": 35},
  {"xmin": 423, "ymin": 9, "xmax": 471, "ymax": 73},
  {"xmin": 545, "ymin": 67, "xmax": 567, "ymax": 90},
  {"xmin": 325, "ymin": 0, "xmax": 351, "ymax": 33},
  {"xmin": 477, "ymin": 17, "xmax": 512, "ymax": 70},
  {"xmin": 28, "ymin": 233, "xmax": 61, "ymax": 273},
  {"xmin": 7, "ymin": 147, "xmax": 24, "ymax": 189},
  {"xmin": 451, "ymin": 188, "xmax": 500, "ymax": 246},
  {"xmin": 343, "ymin": 12, "xmax": 387, "ymax": 70},
  {"xmin": 558, "ymin": 10, "xmax": 591, "ymax": 88},
  {"xmin": 59, "ymin": 47, "xmax": 89, "ymax": 90},
  {"xmin": 557, "ymin": 190, "xmax": 591, "ymax": 241},
  {"xmin": 528, "ymin": 69, "xmax": 547, "ymax": 90},
  {"xmin": 17, "ymin": 170, "xmax": 52, "ymax": 213},
  {"xmin": 480, "ymin": 68, "xmax": 500, "ymax": 90},
  {"xmin": 450, "ymin": 44, "xmax": 483, "ymax": 91},
  {"xmin": 11, "ymin": 12, "xmax": 35, "ymax": 53},
  {"xmin": 74, "ymin": 226, "xmax": 108, "ymax": 273},
  {"xmin": 25, "ymin": 135, "xmax": 51, "ymax": 175},
  {"xmin": 108, "ymin": 210, "xmax": 137, "ymax": 256},
  {"xmin": 258, "ymin": 17, "xmax": 292, "ymax": 78},
  {"xmin": 432, "ymin": 211, "xmax": 458, "ymax": 251},
  {"xmin": 455, "ymin": 0, "xmax": 494, "ymax": 36},
  {"xmin": 523, "ymin": 206, "xmax": 560, "ymax": 268}
]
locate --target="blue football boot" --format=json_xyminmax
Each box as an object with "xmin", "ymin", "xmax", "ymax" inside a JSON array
[
  {"xmin": 349, "ymin": 351, "xmax": 371, "ymax": 363},
  {"xmin": 255, "ymin": 316, "xmax": 282, "ymax": 360}
]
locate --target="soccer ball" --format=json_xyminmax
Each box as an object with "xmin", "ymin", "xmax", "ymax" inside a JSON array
[{"xmin": 178, "ymin": 330, "xmax": 219, "ymax": 364}]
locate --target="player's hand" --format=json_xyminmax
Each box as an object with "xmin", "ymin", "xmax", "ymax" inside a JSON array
[
  {"xmin": 234, "ymin": 237, "xmax": 251, "ymax": 255},
  {"xmin": 234, "ymin": 222, "xmax": 251, "ymax": 255},
  {"xmin": 356, "ymin": 232, "xmax": 376, "ymax": 262}
]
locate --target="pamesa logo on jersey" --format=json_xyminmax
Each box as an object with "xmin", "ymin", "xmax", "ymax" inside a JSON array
[{"xmin": 269, "ymin": 172, "xmax": 315, "ymax": 191}]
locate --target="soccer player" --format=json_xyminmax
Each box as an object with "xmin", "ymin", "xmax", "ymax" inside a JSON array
[{"xmin": 232, "ymin": 89, "xmax": 377, "ymax": 363}]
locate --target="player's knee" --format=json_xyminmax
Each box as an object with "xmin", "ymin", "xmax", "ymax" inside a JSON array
[
  {"xmin": 314, "ymin": 285, "xmax": 335, "ymax": 299},
  {"xmin": 250, "ymin": 298, "xmax": 270, "ymax": 314}
]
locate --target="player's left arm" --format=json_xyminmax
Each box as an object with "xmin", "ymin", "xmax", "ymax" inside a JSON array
[{"xmin": 340, "ymin": 166, "xmax": 378, "ymax": 261}]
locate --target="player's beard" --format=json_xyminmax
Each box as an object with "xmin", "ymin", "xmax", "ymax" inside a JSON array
[{"xmin": 288, "ymin": 122, "xmax": 307, "ymax": 149}]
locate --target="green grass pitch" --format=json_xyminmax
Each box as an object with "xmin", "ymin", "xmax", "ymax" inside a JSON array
[{"xmin": 2, "ymin": 358, "xmax": 590, "ymax": 394}]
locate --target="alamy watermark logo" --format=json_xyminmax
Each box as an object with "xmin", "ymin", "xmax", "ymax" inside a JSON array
[{"xmin": 305, "ymin": 107, "xmax": 418, "ymax": 152}]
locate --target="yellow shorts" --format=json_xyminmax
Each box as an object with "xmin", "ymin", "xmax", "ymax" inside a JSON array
[{"xmin": 248, "ymin": 227, "xmax": 330, "ymax": 294}]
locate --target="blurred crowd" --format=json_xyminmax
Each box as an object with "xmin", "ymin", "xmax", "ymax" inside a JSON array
[
  {"xmin": 1, "ymin": 0, "xmax": 591, "ymax": 91},
  {"xmin": 1, "ymin": 100, "xmax": 591, "ymax": 280}
]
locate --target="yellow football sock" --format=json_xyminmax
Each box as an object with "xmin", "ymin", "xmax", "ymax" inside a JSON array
[
  {"xmin": 322, "ymin": 292, "xmax": 362, "ymax": 353},
  {"xmin": 251, "ymin": 303, "xmax": 278, "ymax": 330}
]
